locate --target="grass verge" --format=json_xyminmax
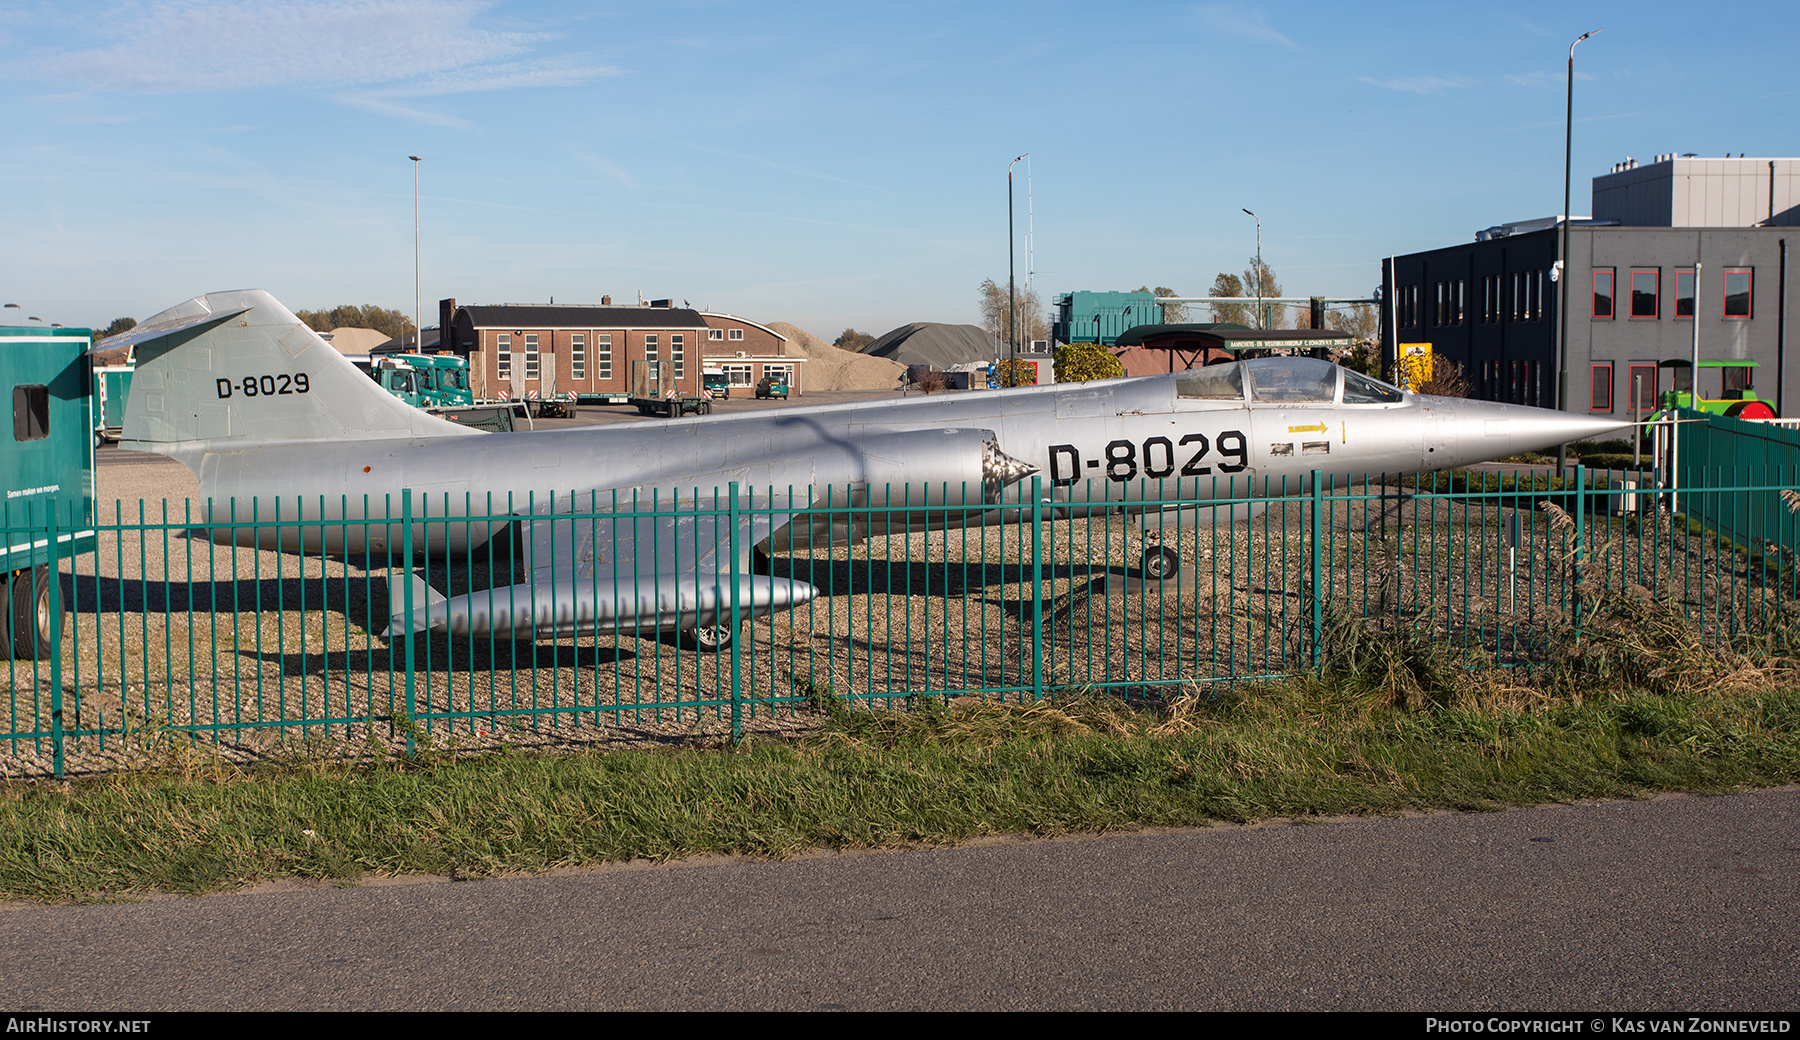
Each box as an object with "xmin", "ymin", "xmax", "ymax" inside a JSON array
[{"xmin": 3, "ymin": 670, "xmax": 1799, "ymax": 903}]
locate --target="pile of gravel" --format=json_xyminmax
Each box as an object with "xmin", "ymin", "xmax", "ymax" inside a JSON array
[{"xmin": 766, "ymin": 322, "xmax": 906, "ymax": 392}]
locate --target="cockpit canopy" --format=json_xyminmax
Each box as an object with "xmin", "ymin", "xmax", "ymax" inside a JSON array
[{"xmin": 1173, "ymin": 356, "xmax": 1403, "ymax": 406}]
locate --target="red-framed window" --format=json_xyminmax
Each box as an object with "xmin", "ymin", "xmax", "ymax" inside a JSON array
[
  {"xmin": 1630, "ymin": 269, "xmax": 1659, "ymax": 318},
  {"xmin": 1590, "ymin": 363, "xmax": 1613, "ymax": 411},
  {"xmin": 1627, "ymin": 364, "xmax": 1659, "ymax": 412},
  {"xmin": 1675, "ymin": 269, "xmax": 1695, "ymax": 318},
  {"xmin": 1593, "ymin": 269, "xmax": 1615, "ymax": 318},
  {"xmin": 1724, "ymin": 269, "xmax": 1753, "ymax": 318}
]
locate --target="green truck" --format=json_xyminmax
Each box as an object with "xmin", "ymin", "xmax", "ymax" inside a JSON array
[
  {"xmin": 3, "ymin": 325, "xmax": 95, "ymax": 658},
  {"xmin": 370, "ymin": 353, "xmax": 527, "ymax": 431},
  {"xmin": 373, "ymin": 353, "xmax": 472, "ymax": 409}
]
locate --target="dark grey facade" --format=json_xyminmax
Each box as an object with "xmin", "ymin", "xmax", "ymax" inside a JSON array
[{"xmin": 1383, "ymin": 226, "xmax": 1793, "ymax": 417}]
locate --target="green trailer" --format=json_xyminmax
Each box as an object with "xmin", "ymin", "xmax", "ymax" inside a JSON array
[
  {"xmin": 93, "ymin": 364, "xmax": 133, "ymax": 443},
  {"xmin": 3, "ymin": 325, "xmax": 96, "ymax": 658}
]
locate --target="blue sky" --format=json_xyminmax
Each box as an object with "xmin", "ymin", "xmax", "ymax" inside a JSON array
[{"xmin": 3, "ymin": 0, "xmax": 1796, "ymax": 337}]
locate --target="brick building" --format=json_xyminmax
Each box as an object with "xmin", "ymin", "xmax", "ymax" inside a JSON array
[
  {"xmin": 438, "ymin": 299, "xmax": 807, "ymax": 402},
  {"xmin": 439, "ymin": 297, "xmax": 709, "ymax": 402},
  {"xmin": 699, "ymin": 313, "xmax": 806, "ymax": 394}
]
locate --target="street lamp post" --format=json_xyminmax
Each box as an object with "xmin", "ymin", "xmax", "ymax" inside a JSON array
[
  {"xmin": 1242, "ymin": 209, "xmax": 1263, "ymax": 331},
  {"xmin": 1009, "ymin": 153, "xmax": 1028, "ymax": 376},
  {"xmin": 410, "ymin": 155, "xmax": 422, "ymax": 351},
  {"xmin": 1555, "ymin": 29, "xmax": 1600, "ymax": 473}
]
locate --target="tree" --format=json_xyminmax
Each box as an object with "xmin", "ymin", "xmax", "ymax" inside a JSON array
[
  {"xmin": 996, "ymin": 356, "xmax": 1038, "ymax": 388},
  {"xmin": 293, "ymin": 304, "xmax": 415, "ymax": 341},
  {"xmin": 1052, "ymin": 341, "xmax": 1123, "ymax": 383},
  {"xmin": 1241, "ymin": 257, "xmax": 1282, "ymax": 329},
  {"xmin": 1135, "ymin": 286, "xmax": 1188, "ymax": 324},
  {"xmin": 1327, "ymin": 302, "xmax": 1379, "ymax": 345},
  {"xmin": 978, "ymin": 278, "xmax": 1048, "ymax": 349},
  {"xmin": 1417, "ymin": 358, "xmax": 1473, "ymax": 398},
  {"xmin": 834, "ymin": 328, "xmax": 875, "ymax": 352},
  {"xmin": 1208, "ymin": 273, "xmax": 1251, "ymax": 326},
  {"xmin": 95, "ymin": 317, "xmax": 136, "ymax": 340}
]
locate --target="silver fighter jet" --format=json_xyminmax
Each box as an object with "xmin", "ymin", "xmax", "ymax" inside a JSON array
[{"xmin": 107, "ymin": 290, "xmax": 1629, "ymax": 649}]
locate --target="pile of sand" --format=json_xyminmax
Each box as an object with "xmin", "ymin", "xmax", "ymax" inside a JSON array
[
  {"xmin": 768, "ymin": 322, "xmax": 906, "ymax": 392},
  {"xmin": 322, "ymin": 327, "xmax": 391, "ymax": 355}
]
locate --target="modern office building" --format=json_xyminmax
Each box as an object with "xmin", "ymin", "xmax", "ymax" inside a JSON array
[{"xmin": 1382, "ymin": 155, "xmax": 1796, "ymax": 416}]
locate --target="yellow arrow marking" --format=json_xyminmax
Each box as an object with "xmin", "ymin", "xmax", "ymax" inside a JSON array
[{"xmin": 1287, "ymin": 422, "xmax": 1327, "ymax": 434}]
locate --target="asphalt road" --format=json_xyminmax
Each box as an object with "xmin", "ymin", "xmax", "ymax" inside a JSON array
[{"xmin": 3, "ymin": 788, "xmax": 1796, "ymax": 1012}]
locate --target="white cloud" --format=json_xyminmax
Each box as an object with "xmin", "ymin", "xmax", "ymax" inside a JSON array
[
  {"xmin": 26, "ymin": 1, "xmax": 617, "ymax": 99},
  {"xmin": 1191, "ymin": 4, "xmax": 1298, "ymax": 50},
  {"xmin": 1359, "ymin": 75, "xmax": 1469, "ymax": 94}
]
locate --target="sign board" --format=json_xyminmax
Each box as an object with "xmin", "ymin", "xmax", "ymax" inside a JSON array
[{"xmin": 1397, "ymin": 342, "xmax": 1433, "ymax": 392}]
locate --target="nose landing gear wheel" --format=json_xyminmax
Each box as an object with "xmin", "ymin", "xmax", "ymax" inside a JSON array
[
  {"xmin": 681, "ymin": 622, "xmax": 738, "ymax": 653},
  {"xmin": 1139, "ymin": 546, "xmax": 1181, "ymax": 581}
]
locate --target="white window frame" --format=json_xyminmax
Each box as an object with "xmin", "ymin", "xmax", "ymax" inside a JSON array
[
  {"xmin": 570, "ymin": 334, "xmax": 585, "ymax": 380},
  {"xmin": 644, "ymin": 334, "xmax": 658, "ymax": 364},
  {"xmin": 708, "ymin": 328, "xmax": 724, "ymax": 341},
  {"xmin": 524, "ymin": 333, "xmax": 540, "ymax": 380},
  {"xmin": 496, "ymin": 333, "xmax": 511, "ymax": 380},
  {"xmin": 671, "ymin": 334, "xmax": 684, "ymax": 380},
  {"xmin": 596, "ymin": 334, "xmax": 612, "ymax": 379},
  {"xmin": 728, "ymin": 328, "xmax": 744, "ymax": 341},
  {"xmin": 725, "ymin": 364, "xmax": 753, "ymax": 386}
]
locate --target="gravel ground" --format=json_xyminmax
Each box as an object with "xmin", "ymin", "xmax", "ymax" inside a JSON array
[{"xmin": 3, "ymin": 440, "xmax": 1789, "ymax": 778}]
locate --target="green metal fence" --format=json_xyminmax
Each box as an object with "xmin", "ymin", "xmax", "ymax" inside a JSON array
[
  {"xmin": 5, "ymin": 464, "xmax": 1798, "ymax": 777},
  {"xmin": 1676, "ymin": 408, "xmax": 1800, "ymax": 558}
]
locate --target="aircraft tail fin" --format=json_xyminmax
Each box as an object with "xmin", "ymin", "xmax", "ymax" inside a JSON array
[{"xmin": 109, "ymin": 289, "xmax": 477, "ymax": 465}]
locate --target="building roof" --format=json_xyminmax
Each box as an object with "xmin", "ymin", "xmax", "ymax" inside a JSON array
[
  {"xmin": 700, "ymin": 312, "xmax": 789, "ymax": 342},
  {"xmin": 374, "ymin": 327, "xmax": 441, "ymax": 354},
  {"xmin": 864, "ymin": 322, "xmax": 999, "ymax": 369},
  {"xmin": 457, "ymin": 304, "xmax": 708, "ymax": 330}
]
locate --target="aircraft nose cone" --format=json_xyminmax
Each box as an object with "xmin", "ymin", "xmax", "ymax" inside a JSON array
[
  {"xmin": 982, "ymin": 439, "xmax": 1039, "ymax": 501},
  {"xmin": 1429, "ymin": 395, "xmax": 1632, "ymax": 465}
]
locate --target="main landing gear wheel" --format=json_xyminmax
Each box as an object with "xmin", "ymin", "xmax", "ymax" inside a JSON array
[
  {"xmin": 10, "ymin": 565, "xmax": 56, "ymax": 660},
  {"xmin": 1139, "ymin": 545, "xmax": 1181, "ymax": 581},
  {"xmin": 681, "ymin": 622, "xmax": 739, "ymax": 653}
]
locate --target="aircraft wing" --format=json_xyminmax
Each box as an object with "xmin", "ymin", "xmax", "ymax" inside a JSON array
[
  {"xmin": 382, "ymin": 427, "xmax": 1036, "ymax": 642},
  {"xmin": 382, "ymin": 486, "xmax": 818, "ymax": 641}
]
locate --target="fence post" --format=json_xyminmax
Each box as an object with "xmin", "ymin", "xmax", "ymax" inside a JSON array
[
  {"xmin": 49, "ymin": 505, "xmax": 64, "ymax": 780},
  {"xmin": 1310, "ymin": 470, "xmax": 1323, "ymax": 671},
  {"xmin": 401, "ymin": 487, "xmax": 415, "ymax": 755},
  {"xmin": 729, "ymin": 481, "xmax": 742, "ymax": 743},
  {"xmin": 1573, "ymin": 464, "xmax": 1586, "ymax": 638},
  {"xmin": 1030, "ymin": 475, "xmax": 1044, "ymax": 703}
]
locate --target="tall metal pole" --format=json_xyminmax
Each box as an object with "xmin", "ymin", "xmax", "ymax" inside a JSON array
[
  {"xmin": 1009, "ymin": 153, "xmax": 1027, "ymax": 373},
  {"xmin": 409, "ymin": 155, "xmax": 422, "ymax": 351},
  {"xmin": 1555, "ymin": 30, "xmax": 1599, "ymax": 473},
  {"xmin": 1243, "ymin": 209, "xmax": 1262, "ymax": 330}
]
